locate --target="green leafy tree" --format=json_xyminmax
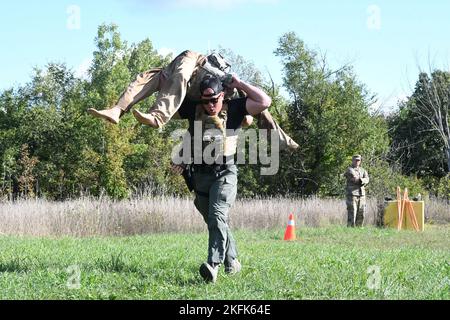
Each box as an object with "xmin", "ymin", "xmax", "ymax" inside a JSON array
[
  {"xmin": 217, "ymin": 47, "xmax": 293, "ymax": 197},
  {"xmin": 274, "ymin": 32, "xmax": 389, "ymax": 196},
  {"xmin": 389, "ymin": 71, "xmax": 450, "ymax": 178}
]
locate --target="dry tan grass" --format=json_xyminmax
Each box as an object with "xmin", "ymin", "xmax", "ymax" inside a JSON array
[{"xmin": 0, "ymin": 196, "xmax": 448, "ymax": 237}]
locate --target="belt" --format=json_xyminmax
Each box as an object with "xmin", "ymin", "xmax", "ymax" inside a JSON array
[{"xmin": 192, "ymin": 163, "xmax": 233, "ymax": 174}]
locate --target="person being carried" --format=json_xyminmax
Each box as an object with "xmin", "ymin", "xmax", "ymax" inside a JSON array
[{"xmin": 87, "ymin": 50, "xmax": 299, "ymax": 151}]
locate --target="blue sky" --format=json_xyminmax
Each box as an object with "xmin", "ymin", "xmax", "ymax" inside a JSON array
[{"xmin": 1, "ymin": 0, "xmax": 449, "ymax": 112}]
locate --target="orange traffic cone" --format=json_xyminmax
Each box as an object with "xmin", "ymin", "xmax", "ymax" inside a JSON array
[{"xmin": 284, "ymin": 213, "xmax": 296, "ymax": 241}]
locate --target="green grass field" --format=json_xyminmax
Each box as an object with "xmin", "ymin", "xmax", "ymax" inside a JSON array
[{"xmin": 0, "ymin": 225, "xmax": 448, "ymax": 300}]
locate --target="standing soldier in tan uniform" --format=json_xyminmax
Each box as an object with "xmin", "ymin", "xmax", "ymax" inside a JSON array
[
  {"xmin": 344, "ymin": 155, "xmax": 370, "ymax": 227},
  {"xmin": 87, "ymin": 50, "xmax": 299, "ymax": 151}
]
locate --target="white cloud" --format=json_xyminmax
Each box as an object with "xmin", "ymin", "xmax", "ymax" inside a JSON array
[{"xmin": 75, "ymin": 58, "xmax": 92, "ymax": 79}]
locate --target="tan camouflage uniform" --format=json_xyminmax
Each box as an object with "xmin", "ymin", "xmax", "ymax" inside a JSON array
[
  {"xmin": 104, "ymin": 50, "xmax": 298, "ymax": 150},
  {"xmin": 344, "ymin": 155, "xmax": 370, "ymax": 227}
]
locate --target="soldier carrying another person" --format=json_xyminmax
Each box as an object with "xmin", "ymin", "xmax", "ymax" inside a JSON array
[{"xmin": 169, "ymin": 74, "xmax": 272, "ymax": 283}]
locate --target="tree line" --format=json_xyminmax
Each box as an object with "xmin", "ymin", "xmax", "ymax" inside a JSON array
[{"xmin": 0, "ymin": 24, "xmax": 448, "ymax": 201}]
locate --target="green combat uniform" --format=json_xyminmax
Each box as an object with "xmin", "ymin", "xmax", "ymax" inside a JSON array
[
  {"xmin": 178, "ymin": 95, "xmax": 248, "ymax": 270},
  {"xmin": 344, "ymin": 155, "xmax": 370, "ymax": 227}
]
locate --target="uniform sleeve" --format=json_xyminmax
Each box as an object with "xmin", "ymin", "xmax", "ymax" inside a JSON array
[
  {"xmin": 177, "ymin": 99, "xmax": 197, "ymax": 120},
  {"xmin": 344, "ymin": 168, "xmax": 353, "ymax": 180},
  {"xmin": 361, "ymin": 170, "xmax": 370, "ymax": 186},
  {"xmin": 344, "ymin": 167, "xmax": 358, "ymax": 183}
]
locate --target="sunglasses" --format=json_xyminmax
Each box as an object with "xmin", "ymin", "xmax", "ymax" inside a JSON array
[{"xmin": 201, "ymin": 97, "xmax": 220, "ymax": 105}]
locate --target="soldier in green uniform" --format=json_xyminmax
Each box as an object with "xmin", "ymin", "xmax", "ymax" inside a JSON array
[
  {"xmin": 344, "ymin": 155, "xmax": 370, "ymax": 227},
  {"xmin": 171, "ymin": 74, "xmax": 272, "ymax": 283}
]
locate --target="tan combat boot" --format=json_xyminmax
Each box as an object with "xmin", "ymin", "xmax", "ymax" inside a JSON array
[
  {"xmin": 132, "ymin": 109, "xmax": 160, "ymax": 128},
  {"xmin": 283, "ymin": 134, "xmax": 300, "ymax": 151},
  {"xmin": 87, "ymin": 107, "xmax": 122, "ymax": 124}
]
